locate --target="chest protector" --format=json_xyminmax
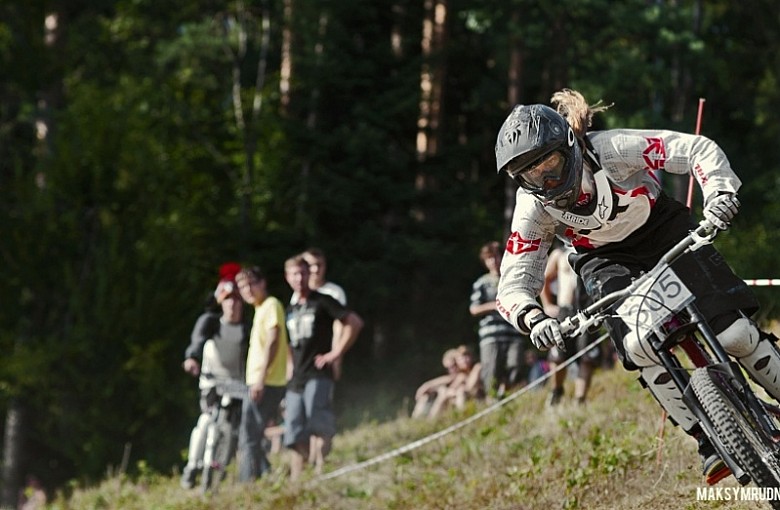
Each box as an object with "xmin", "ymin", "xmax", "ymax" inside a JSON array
[{"xmin": 543, "ymin": 140, "xmax": 616, "ymax": 231}]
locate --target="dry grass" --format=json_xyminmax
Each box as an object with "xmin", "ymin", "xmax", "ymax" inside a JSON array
[{"xmin": 48, "ymin": 368, "xmax": 773, "ymax": 509}]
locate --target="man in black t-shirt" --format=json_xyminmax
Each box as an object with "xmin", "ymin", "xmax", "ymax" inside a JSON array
[{"xmin": 283, "ymin": 254, "xmax": 363, "ymax": 480}]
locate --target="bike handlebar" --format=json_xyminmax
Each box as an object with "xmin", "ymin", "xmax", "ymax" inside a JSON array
[
  {"xmin": 559, "ymin": 219, "xmax": 719, "ymax": 338},
  {"xmin": 201, "ymin": 373, "xmax": 249, "ymax": 400}
]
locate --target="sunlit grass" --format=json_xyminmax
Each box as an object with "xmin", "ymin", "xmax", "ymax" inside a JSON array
[{"xmin": 48, "ymin": 368, "xmax": 767, "ymax": 509}]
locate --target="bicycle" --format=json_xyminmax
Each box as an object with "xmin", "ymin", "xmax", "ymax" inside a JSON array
[
  {"xmin": 200, "ymin": 376, "xmax": 248, "ymax": 493},
  {"xmin": 558, "ymin": 219, "xmax": 780, "ymax": 506}
]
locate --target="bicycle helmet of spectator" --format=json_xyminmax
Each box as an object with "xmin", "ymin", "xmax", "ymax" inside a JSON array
[{"xmin": 495, "ymin": 104, "xmax": 583, "ymax": 210}]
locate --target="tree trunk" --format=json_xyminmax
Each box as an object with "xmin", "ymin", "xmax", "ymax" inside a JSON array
[
  {"xmin": 1, "ymin": 400, "xmax": 25, "ymax": 509},
  {"xmin": 279, "ymin": 0, "xmax": 294, "ymax": 113},
  {"xmin": 1, "ymin": 9, "xmax": 65, "ymax": 506},
  {"xmin": 415, "ymin": 0, "xmax": 448, "ymax": 166},
  {"xmin": 296, "ymin": 7, "xmax": 329, "ymax": 230},
  {"xmin": 219, "ymin": 2, "xmax": 271, "ymax": 251}
]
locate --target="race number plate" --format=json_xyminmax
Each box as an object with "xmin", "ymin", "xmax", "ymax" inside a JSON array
[{"xmin": 616, "ymin": 267, "xmax": 694, "ymax": 340}]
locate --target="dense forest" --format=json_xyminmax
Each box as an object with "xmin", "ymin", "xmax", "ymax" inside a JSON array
[{"xmin": 1, "ymin": 0, "xmax": 779, "ymax": 505}]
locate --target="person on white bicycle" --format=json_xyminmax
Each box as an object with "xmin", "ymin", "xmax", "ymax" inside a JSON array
[
  {"xmin": 493, "ymin": 88, "xmax": 780, "ymax": 478},
  {"xmin": 180, "ymin": 267, "xmax": 249, "ymax": 489}
]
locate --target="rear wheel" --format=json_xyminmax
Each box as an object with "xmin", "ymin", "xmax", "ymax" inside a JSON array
[{"xmin": 690, "ymin": 367, "xmax": 780, "ymax": 502}]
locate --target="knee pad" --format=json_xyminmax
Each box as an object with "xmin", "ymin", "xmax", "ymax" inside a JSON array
[
  {"xmin": 624, "ymin": 330, "xmax": 660, "ymax": 368},
  {"xmin": 717, "ymin": 317, "xmax": 760, "ymax": 358},
  {"xmin": 640, "ymin": 365, "xmax": 698, "ymax": 432}
]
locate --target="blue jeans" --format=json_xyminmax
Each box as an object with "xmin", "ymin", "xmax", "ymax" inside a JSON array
[{"xmin": 237, "ymin": 384, "xmax": 286, "ymax": 482}]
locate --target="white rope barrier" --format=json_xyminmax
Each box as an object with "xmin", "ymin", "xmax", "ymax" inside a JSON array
[
  {"xmin": 311, "ymin": 277, "xmax": 778, "ymax": 484},
  {"xmin": 312, "ymin": 333, "xmax": 609, "ymax": 484},
  {"xmin": 745, "ymin": 279, "xmax": 780, "ymax": 287}
]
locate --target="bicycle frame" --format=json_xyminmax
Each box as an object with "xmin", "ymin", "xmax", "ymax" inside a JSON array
[
  {"xmin": 200, "ymin": 377, "xmax": 247, "ymax": 492},
  {"xmin": 560, "ymin": 219, "xmax": 780, "ymax": 486}
]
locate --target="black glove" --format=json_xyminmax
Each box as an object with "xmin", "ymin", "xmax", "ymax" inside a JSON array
[{"xmin": 703, "ymin": 193, "xmax": 739, "ymax": 230}]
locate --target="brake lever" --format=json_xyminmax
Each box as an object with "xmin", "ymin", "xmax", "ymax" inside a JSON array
[
  {"xmin": 559, "ymin": 315, "xmax": 579, "ymax": 337},
  {"xmin": 560, "ymin": 311, "xmax": 602, "ymax": 339},
  {"xmin": 690, "ymin": 219, "xmax": 718, "ymax": 252}
]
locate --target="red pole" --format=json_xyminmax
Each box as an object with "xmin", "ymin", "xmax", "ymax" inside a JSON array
[
  {"xmin": 686, "ymin": 98, "xmax": 706, "ymax": 209},
  {"xmin": 659, "ymin": 97, "xmax": 706, "ymax": 467}
]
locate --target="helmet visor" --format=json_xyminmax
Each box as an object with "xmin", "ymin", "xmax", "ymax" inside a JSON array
[{"xmin": 506, "ymin": 150, "xmax": 568, "ymax": 192}]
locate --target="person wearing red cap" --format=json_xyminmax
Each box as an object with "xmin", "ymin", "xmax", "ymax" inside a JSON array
[{"xmin": 180, "ymin": 263, "xmax": 249, "ymax": 489}]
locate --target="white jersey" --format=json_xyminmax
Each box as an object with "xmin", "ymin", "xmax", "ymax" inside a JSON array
[
  {"xmin": 316, "ymin": 281, "xmax": 347, "ymax": 305},
  {"xmin": 290, "ymin": 280, "xmax": 347, "ymax": 306},
  {"xmin": 496, "ymin": 129, "xmax": 741, "ymax": 330}
]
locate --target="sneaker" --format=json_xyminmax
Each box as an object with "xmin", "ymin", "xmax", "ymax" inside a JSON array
[
  {"xmin": 546, "ymin": 387, "xmax": 564, "ymax": 407},
  {"xmin": 698, "ymin": 436, "xmax": 726, "ymax": 477}
]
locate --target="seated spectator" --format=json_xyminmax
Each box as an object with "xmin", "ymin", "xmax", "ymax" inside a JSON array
[
  {"xmin": 411, "ymin": 348, "xmax": 459, "ymax": 418},
  {"xmin": 424, "ymin": 345, "xmax": 484, "ymax": 419}
]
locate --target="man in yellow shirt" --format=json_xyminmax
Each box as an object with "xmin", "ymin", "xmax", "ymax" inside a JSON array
[{"xmin": 235, "ymin": 266, "xmax": 288, "ymax": 482}]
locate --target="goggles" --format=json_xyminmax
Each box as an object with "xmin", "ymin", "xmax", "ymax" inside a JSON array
[{"xmin": 506, "ymin": 150, "xmax": 567, "ymax": 192}]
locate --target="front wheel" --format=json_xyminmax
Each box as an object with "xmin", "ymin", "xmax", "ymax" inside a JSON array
[
  {"xmin": 200, "ymin": 412, "xmax": 236, "ymax": 493},
  {"xmin": 690, "ymin": 366, "xmax": 780, "ymax": 502}
]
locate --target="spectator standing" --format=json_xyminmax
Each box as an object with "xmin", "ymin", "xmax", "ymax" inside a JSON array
[
  {"xmin": 301, "ymin": 248, "xmax": 347, "ymax": 305},
  {"xmin": 470, "ymin": 241, "xmax": 528, "ymax": 399},
  {"xmin": 235, "ymin": 266, "xmax": 288, "ymax": 482},
  {"xmin": 301, "ymin": 248, "xmax": 348, "ymax": 381},
  {"xmin": 180, "ymin": 264, "xmax": 248, "ymax": 489},
  {"xmin": 283, "ymin": 255, "xmax": 363, "ymax": 480},
  {"xmin": 540, "ymin": 244, "xmax": 600, "ymax": 406}
]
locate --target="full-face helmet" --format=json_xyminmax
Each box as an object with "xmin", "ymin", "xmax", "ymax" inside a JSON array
[{"xmin": 495, "ymin": 104, "xmax": 583, "ymax": 210}]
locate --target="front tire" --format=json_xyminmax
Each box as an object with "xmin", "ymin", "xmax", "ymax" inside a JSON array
[
  {"xmin": 201, "ymin": 414, "xmax": 233, "ymax": 493},
  {"xmin": 690, "ymin": 366, "xmax": 780, "ymax": 500}
]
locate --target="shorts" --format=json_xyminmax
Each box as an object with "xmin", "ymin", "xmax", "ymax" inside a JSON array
[{"xmin": 283, "ymin": 377, "xmax": 336, "ymax": 448}]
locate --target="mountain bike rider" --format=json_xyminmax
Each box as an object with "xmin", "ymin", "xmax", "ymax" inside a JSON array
[
  {"xmin": 493, "ymin": 89, "xmax": 780, "ymax": 479},
  {"xmin": 180, "ymin": 265, "xmax": 249, "ymax": 490}
]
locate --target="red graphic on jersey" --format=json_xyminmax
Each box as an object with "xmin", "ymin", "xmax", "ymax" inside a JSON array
[
  {"xmin": 693, "ymin": 163, "xmax": 708, "ymax": 185},
  {"xmin": 496, "ymin": 298, "xmax": 517, "ymax": 321},
  {"xmin": 643, "ymin": 137, "xmax": 667, "ymax": 171},
  {"xmin": 505, "ymin": 232, "xmax": 542, "ymax": 254},
  {"xmin": 575, "ymin": 192, "xmax": 592, "ymax": 207},
  {"xmin": 564, "ymin": 228, "xmax": 595, "ymax": 249},
  {"xmin": 613, "ymin": 185, "xmax": 657, "ymax": 207}
]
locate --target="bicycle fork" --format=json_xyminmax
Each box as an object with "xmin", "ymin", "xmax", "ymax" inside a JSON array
[
  {"xmin": 203, "ymin": 414, "xmax": 225, "ymax": 469},
  {"xmin": 652, "ymin": 305, "xmax": 751, "ymax": 484}
]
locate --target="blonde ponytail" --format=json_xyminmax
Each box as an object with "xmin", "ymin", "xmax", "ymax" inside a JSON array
[{"xmin": 550, "ymin": 89, "xmax": 612, "ymax": 138}]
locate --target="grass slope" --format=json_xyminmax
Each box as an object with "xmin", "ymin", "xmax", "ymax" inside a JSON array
[{"xmin": 50, "ymin": 368, "xmax": 770, "ymax": 510}]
